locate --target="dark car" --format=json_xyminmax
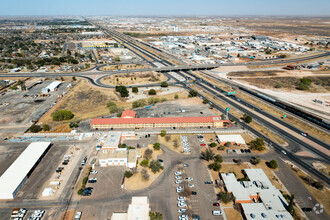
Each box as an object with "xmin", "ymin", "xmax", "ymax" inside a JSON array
[
  {"xmin": 192, "ymin": 214, "xmax": 201, "ymax": 220},
  {"xmin": 302, "ymin": 207, "xmax": 313, "ymax": 212},
  {"xmin": 240, "ymin": 149, "xmax": 244, "ymax": 153},
  {"xmin": 213, "ymin": 203, "xmax": 220, "ymax": 206},
  {"xmin": 85, "ymin": 187, "xmax": 93, "ymax": 191},
  {"xmin": 88, "ymin": 179, "xmax": 97, "ymax": 183},
  {"xmin": 247, "ymin": 149, "xmax": 251, "ymax": 153},
  {"xmin": 191, "ymin": 191, "xmax": 197, "ymax": 195},
  {"xmin": 205, "ymin": 181, "xmax": 213, "ymax": 184},
  {"xmin": 244, "ymin": 149, "xmax": 249, "ymax": 153},
  {"xmin": 62, "ymin": 161, "xmax": 68, "ymax": 165},
  {"xmin": 82, "ymin": 190, "xmax": 92, "ymax": 196}
]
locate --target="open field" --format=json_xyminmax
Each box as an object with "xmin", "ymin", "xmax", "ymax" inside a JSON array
[
  {"xmin": 100, "ymin": 63, "xmax": 151, "ymax": 71},
  {"xmin": 158, "ymin": 134, "xmax": 182, "ymax": 153}
]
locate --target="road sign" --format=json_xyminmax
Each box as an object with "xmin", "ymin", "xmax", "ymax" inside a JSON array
[
  {"xmin": 225, "ymin": 107, "xmax": 230, "ymax": 112},
  {"xmin": 227, "ymin": 91, "xmax": 236, "ymax": 95}
]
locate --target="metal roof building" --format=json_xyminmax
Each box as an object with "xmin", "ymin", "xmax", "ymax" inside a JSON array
[
  {"xmin": 42, "ymin": 81, "xmax": 62, "ymax": 94},
  {"xmin": 0, "ymin": 142, "xmax": 51, "ymax": 199}
]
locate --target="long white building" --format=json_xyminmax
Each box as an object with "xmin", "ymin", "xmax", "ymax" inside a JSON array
[{"xmin": 0, "ymin": 142, "xmax": 51, "ymax": 199}]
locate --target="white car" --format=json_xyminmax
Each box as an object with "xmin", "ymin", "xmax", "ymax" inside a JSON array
[
  {"xmin": 177, "ymin": 202, "xmax": 187, "ymax": 207},
  {"xmin": 177, "ymin": 196, "xmax": 186, "ymax": 201},
  {"xmin": 188, "ymin": 184, "xmax": 195, "ymax": 188},
  {"xmin": 185, "ymin": 177, "xmax": 193, "ymax": 181},
  {"xmin": 75, "ymin": 211, "xmax": 82, "ymax": 220},
  {"xmin": 179, "ymin": 214, "xmax": 188, "ymax": 219},
  {"xmin": 176, "ymin": 188, "xmax": 183, "ymax": 193},
  {"xmin": 178, "ymin": 209, "xmax": 187, "ymax": 213},
  {"xmin": 175, "ymin": 172, "xmax": 182, "ymax": 176},
  {"xmin": 175, "ymin": 180, "xmax": 183, "ymax": 184},
  {"xmin": 90, "ymin": 170, "xmax": 98, "ymax": 174},
  {"xmin": 175, "ymin": 175, "xmax": 182, "ymax": 180}
]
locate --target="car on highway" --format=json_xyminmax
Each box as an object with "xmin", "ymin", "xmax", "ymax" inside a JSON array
[
  {"xmin": 191, "ymin": 191, "xmax": 197, "ymax": 195},
  {"xmin": 213, "ymin": 203, "xmax": 220, "ymax": 206},
  {"xmin": 205, "ymin": 181, "xmax": 213, "ymax": 184},
  {"xmin": 175, "ymin": 172, "xmax": 182, "ymax": 176},
  {"xmin": 281, "ymin": 150, "xmax": 287, "ymax": 155},
  {"xmin": 212, "ymin": 210, "xmax": 223, "ymax": 215},
  {"xmin": 301, "ymin": 132, "xmax": 308, "ymax": 137},
  {"xmin": 178, "ymin": 209, "xmax": 187, "ymax": 213},
  {"xmin": 175, "ymin": 180, "xmax": 183, "ymax": 184}
]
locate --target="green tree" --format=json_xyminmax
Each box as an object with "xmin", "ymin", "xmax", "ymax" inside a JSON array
[
  {"xmin": 132, "ymin": 87, "xmax": 138, "ymax": 93},
  {"xmin": 149, "ymin": 212, "xmax": 163, "ymax": 220},
  {"xmin": 208, "ymin": 162, "xmax": 221, "ymax": 171},
  {"xmin": 219, "ymin": 192, "xmax": 235, "ymax": 204},
  {"xmin": 153, "ymin": 143, "xmax": 161, "ymax": 150},
  {"xmin": 144, "ymin": 148, "xmax": 153, "ymax": 160},
  {"xmin": 249, "ymin": 138, "xmax": 265, "ymax": 151},
  {"xmin": 160, "ymin": 130, "xmax": 166, "ymax": 137},
  {"xmin": 52, "ymin": 110, "xmax": 74, "ymax": 121},
  {"xmin": 148, "ymin": 89, "xmax": 157, "ymax": 95},
  {"xmin": 287, "ymin": 194, "xmax": 294, "ymax": 215},
  {"xmin": 140, "ymin": 159, "xmax": 149, "ymax": 167},
  {"xmin": 114, "ymin": 57, "xmax": 120, "ymax": 62},
  {"xmin": 42, "ymin": 124, "xmax": 51, "ymax": 131},
  {"xmin": 174, "ymin": 94, "xmax": 179, "ymax": 99},
  {"xmin": 214, "ymin": 154, "xmax": 223, "ymax": 163},
  {"xmin": 268, "ymin": 160, "xmax": 278, "ymax": 169},
  {"xmin": 72, "ymin": 76, "xmax": 76, "ymax": 81},
  {"xmin": 250, "ymin": 156, "xmax": 261, "ymax": 165},
  {"xmin": 29, "ymin": 124, "xmax": 42, "ymax": 133},
  {"xmin": 188, "ymin": 90, "xmax": 198, "ymax": 97},
  {"xmin": 243, "ymin": 114, "xmax": 252, "ymax": 123},
  {"xmin": 132, "ymin": 99, "xmax": 146, "ymax": 108},
  {"xmin": 124, "ymin": 171, "xmax": 133, "ymax": 178},
  {"xmin": 160, "ymin": 81, "xmax": 168, "ymax": 87},
  {"xmin": 141, "ymin": 169, "xmax": 150, "ymax": 181},
  {"xmin": 67, "ymin": 49, "xmax": 71, "ymax": 56},
  {"xmin": 60, "ymin": 77, "xmax": 64, "ymax": 81},
  {"xmin": 149, "ymin": 160, "xmax": 163, "ymax": 173},
  {"xmin": 200, "ymin": 148, "xmax": 215, "ymax": 162},
  {"xmin": 202, "ymin": 98, "xmax": 209, "ymax": 104},
  {"xmin": 115, "ymin": 85, "xmax": 129, "ymax": 97},
  {"xmin": 209, "ymin": 142, "xmax": 217, "ymax": 148}
]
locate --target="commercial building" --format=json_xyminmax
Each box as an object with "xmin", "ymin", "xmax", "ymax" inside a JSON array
[
  {"xmin": 216, "ymin": 134, "xmax": 246, "ymax": 146},
  {"xmin": 102, "ymin": 132, "xmax": 122, "ymax": 150},
  {"xmin": 0, "ymin": 142, "xmax": 51, "ymax": 199},
  {"xmin": 41, "ymin": 81, "xmax": 62, "ymax": 94},
  {"xmin": 99, "ymin": 149, "xmax": 141, "ymax": 168},
  {"xmin": 91, "ymin": 110, "xmax": 231, "ymax": 130},
  {"xmin": 220, "ymin": 169, "xmax": 293, "ymax": 220},
  {"xmin": 111, "ymin": 196, "xmax": 150, "ymax": 220}
]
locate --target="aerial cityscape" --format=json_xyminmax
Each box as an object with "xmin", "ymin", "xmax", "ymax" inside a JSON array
[{"xmin": 0, "ymin": 1, "xmax": 329, "ymax": 220}]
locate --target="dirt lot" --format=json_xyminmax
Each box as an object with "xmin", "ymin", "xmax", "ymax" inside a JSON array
[
  {"xmin": 100, "ymin": 71, "xmax": 167, "ymax": 86},
  {"xmin": 100, "ymin": 64, "xmax": 151, "ymax": 71},
  {"xmin": 158, "ymin": 134, "xmax": 182, "ymax": 153},
  {"xmin": 224, "ymin": 208, "xmax": 243, "ymax": 220},
  {"xmin": 39, "ymin": 79, "xmax": 130, "ymax": 125},
  {"xmin": 228, "ymin": 70, "xmax": 279, "ymax": 77}
]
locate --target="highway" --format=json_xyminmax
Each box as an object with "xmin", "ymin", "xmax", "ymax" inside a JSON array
[{"xmin": 97, "ymin": 27, "xmax": 330, "ymax": 185}]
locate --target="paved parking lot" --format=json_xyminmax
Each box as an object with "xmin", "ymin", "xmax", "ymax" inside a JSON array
[{"xmin": 0, "ymin": 143, "xmax": 27, "ymax": 175}]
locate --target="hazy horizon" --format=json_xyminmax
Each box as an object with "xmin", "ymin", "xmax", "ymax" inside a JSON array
[{"xmin": 1, "ymin": 0, "xmax": 330, "ymax": 16}]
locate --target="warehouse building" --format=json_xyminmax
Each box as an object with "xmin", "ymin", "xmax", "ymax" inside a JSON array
[
  {"xmin": 220, "ymin": 169, "xmax": 293, "ymax": 220},
  {"xmin": 0, "ymin": 142, "xmax": 51, "ymax": 199},
  {"xmin": 91, "ymin": 110, "xmax": 231, "ymax": 130},
  {"xmin": 41, "ymin": 81, "xmax": 62, "ymax": 94}
]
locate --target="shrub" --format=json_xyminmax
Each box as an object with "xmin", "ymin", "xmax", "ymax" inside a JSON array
[
  {"xmin": 217, "ymin": 145, "xmax": 225, "ymax": 151},
  {"xmin": 29, "ymin": 124, "xmax": 42, "ymax": 133},
  {"xmin": 243, "ymin": 114, "xmax": 252, "ymax": 123},
  {"xmin": 115, "ymin": 85, "xmax": 129, "ymax": 97},
  {"xmin": 149, "ymin": 160, "xmax": 163, "ymax": 173},
  {"xmin": 82, "ymin": 177, "xmax": 88, "ymax": 185},
  {"xmin": 160, "ymin": 130, "xmax": 166, "ymax": 137},
  {"xmin": 165, "ymin": 135, "xmax": 171, "ymax": 142},
  {"xmin": 140, "ymin": 159, "xmax": 149, "ymax": 167},
  {"xmin": 132, "ymin": 99, "xmax": 146, "ymax": 108},
  {"xmin": 267, "ymin": 160, "xmax": 278, "ymax": 169},
  {"xmin": 149, "ymin": 212, "xmax": 163, "ymax": 220},
  {"xmin": 297, "ymin": 82, "xmax": 309, "ymax": 90},
  {"xmin": 132, "ymin": 87, "xmax": 138, "ymax": 93},
  {"xmin": 72, "ymin": 76, "xmax": 76, "ymax": 81},
  {"xmin": 214, "ymin": 154, "xmax": 223, "ymax": 163},
  {"xmin": 200, "ymin": 148, "xmax": 215, "ymax": 162},
  {"xmin": 188, "ymin": 90, "xmax": 198, "ymax": 97},
  {"xmin": 249, "ymin": 138, "xmax": 265, "ymax": 151},
  {"xmin": 144, "ymin": 149, "xmax": 153, "ymax": 160},
  {"xmin": 69, "ymin": 122, "xmax": 79, "ymax": 128},
  {"xmin": 78, "ymin": 188, "xmax": 84, "ymax": 195},
  {"xmin": 52, "ymin": 110, "xmax": 74, "ymax": 121},
  {"xmin": 219, "ymin": 192, "xmax": 235, "ymax": 204},
  {"xmin": 250, "ymin": 156, "xmax": 261, "ymax": 165},
  {"xmin": 174, "ymin": 94, "xmax": 179, "ymax": 99},
  {"xmin": 202, "ymin": 99, "xmax": 209, "ymax": 104},
  {"xmin": 141, "ymin": 169, "xmax": 150, "ymax": 181},
  {"xmin": 209, "ymin": 142, "xmax": 217, "ymax": 148},
  {"xmin": 208, "ymin": 162, "xmax": 221, "ymax": 171},
  {"xmin": 275, "ymin": 83, "xmax": 283, "ymax": 88},
  {"xmin": 148, "ymin": 89, "xmax": 157, "ymax": 95},
  {"xmin": 153, "ymin": 143, "xmax": 161, "ymax": 150},
  {"xmin": 42, "ymin": 124, "xmax": 51, "ymax": 131},
  {"xmin": 160, "ymin": 81, "xmax": 168, "ymax": 87}
]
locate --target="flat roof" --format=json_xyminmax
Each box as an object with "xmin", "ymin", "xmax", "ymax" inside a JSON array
[
  {"xmin": 45, "ymin": 81, "xmax": 62, "ymax": 90},
  {"xmin": 216, "ymin": 134, "xmax": 246, "ymax": 145},
  {"xmin": 0, "ymin": 142, "xmax": 51, "ymax": 199},
  {"xmin": 103, "ymin": 132, "xmax": 121, "ymax": 148},
  {"xmin": 92, "ymin": 116, "xmax": 225, "ymax": 125},
  {"xmin": 99, "ymin": 149, "xmax": 127, "ymax": 160}
]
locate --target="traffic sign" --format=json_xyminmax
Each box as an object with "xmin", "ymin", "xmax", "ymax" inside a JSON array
[{"xmin": 225, "ymin": 107, "xmax": 230, "ymax": 112}]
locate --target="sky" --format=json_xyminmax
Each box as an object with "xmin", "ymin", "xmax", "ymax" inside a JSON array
[{"xmin": 1, "ymin": 0, "xmax": 330, "ymax": 16}]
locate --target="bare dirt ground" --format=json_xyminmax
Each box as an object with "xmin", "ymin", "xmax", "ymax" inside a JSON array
[
  {"xmin": 100, "ymin": 71, "xmax": 167, "ymax": 86},
  {"xmin": 100, "ymin": 64, "xmax": 150, "ymax": 71}
]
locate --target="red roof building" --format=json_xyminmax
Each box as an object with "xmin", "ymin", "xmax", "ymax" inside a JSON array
[{"xmin": 121, "ymin": 110, "xmax": 136, "ymax": 119}]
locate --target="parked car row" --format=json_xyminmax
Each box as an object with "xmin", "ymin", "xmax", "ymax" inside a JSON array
[
  {"xmin": 10, "ymin": 208, "xmax": 26, "ymax": 219},
  {"xmin": 226, "ymin": 149, "xmax": 251, "ymax": 154},
  {"xmin": 28, "ymin": 210, "xmax": 45, "ymax": 220},
  {"xmin": 181, "ymin": 136, "xmax": 191, "ymax": 153}
]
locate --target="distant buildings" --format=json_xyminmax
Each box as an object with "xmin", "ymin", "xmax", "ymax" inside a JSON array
[
  {"xmin": 221, "ymin": 169, "xmax": 293, "ymax": 220},
  {"xmin": 111, "ymin": 196, "xmax": 150, "ymax": 220}
]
